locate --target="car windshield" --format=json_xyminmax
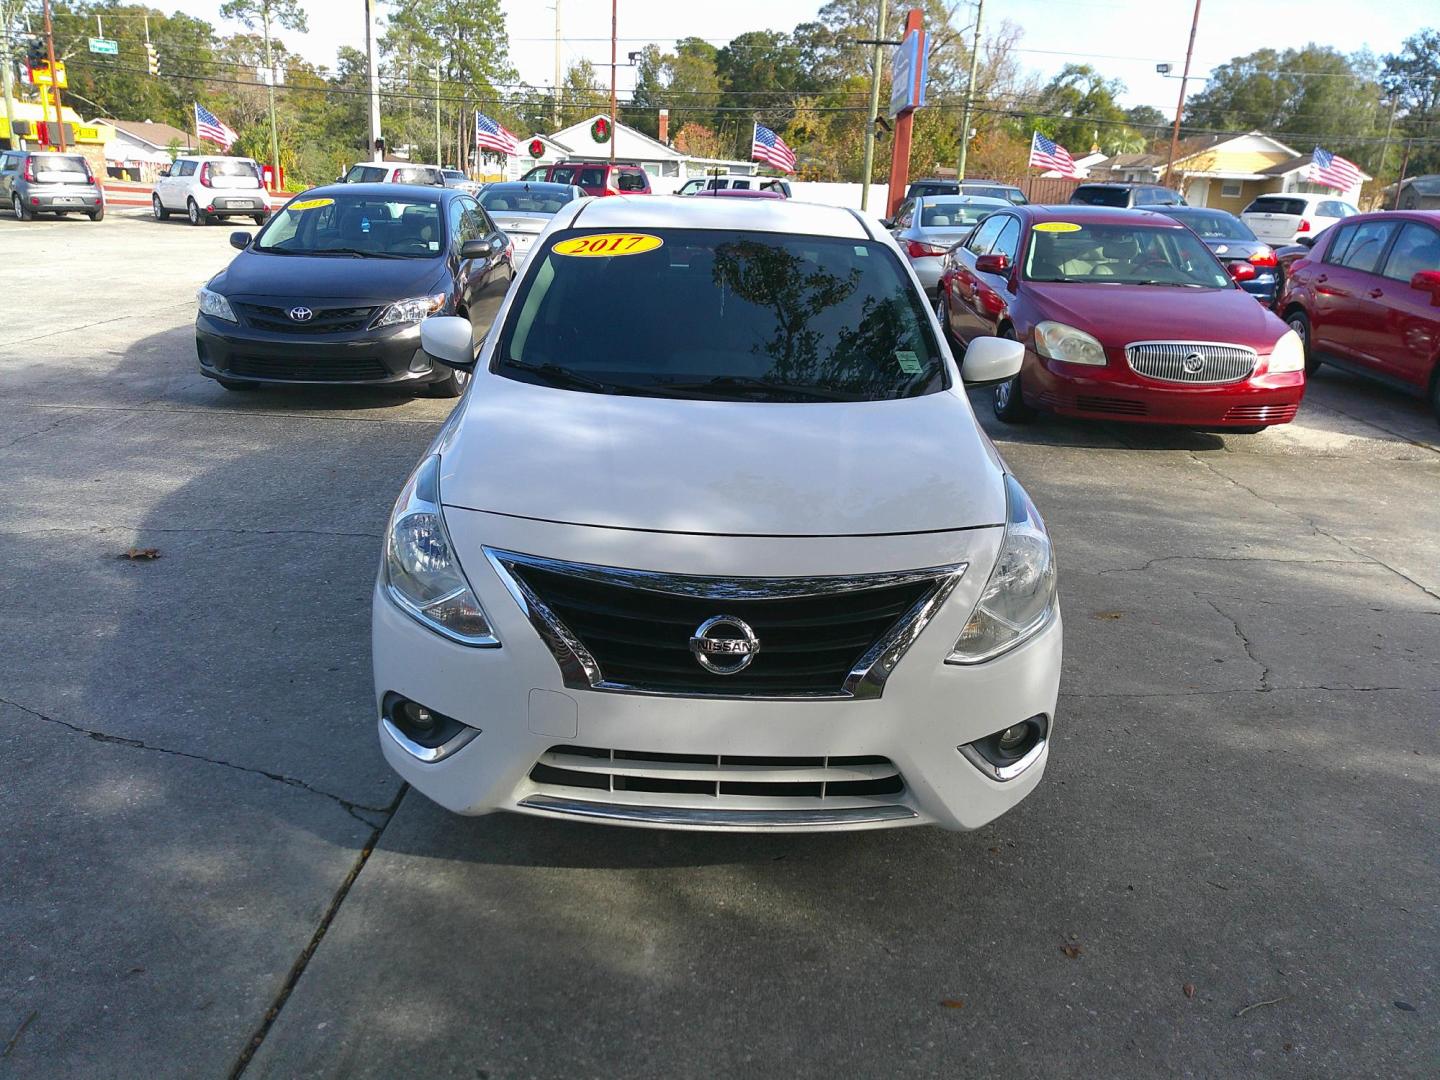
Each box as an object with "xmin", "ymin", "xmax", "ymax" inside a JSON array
[
  {"xmin": 343, "ymin": 165, "xmax": 387, "ymax": 183},
  {"xmin": 255, "ymin": 194, "xmax": 443, "ymax": 258},
  {"xmin": 495, "ymin": 228, "xmax": 946, "ymax": 402},
  {"xmin": 1070, "ymin": 186, "xmax": 1129, "ymax": 207},
  {"xmin": 479, "ymin": 186, "xmax": 577, "ymax": 214},
  {"xmin": 209, "ymin": 159, "xmax": 260, "ymax": 178},
  {"xmin": 920, "ymin": 198, "xmax": 1005, "ymax": 227},
  {"xmin": 1165, "ymin": 210, "xmax": 1255, "ymax": 241},
  {"xmin": 1246, "ymin": 197, "xmax": 1308, "ymax": 217},
  {"xmin": 1024, "ymin": 222, "xmax": 1232, "ymax": 287},
  {"xmin": 33, "ymin": 154, "xmax": 91, "ymax": 182},
  {"xmin": 443, "ymin": 170, "xmax": 464, "ymax": 180}
]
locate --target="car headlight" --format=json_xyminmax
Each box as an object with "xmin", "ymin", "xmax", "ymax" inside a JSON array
[
  {"xmin": 384, "ymin": 455, "xmax": 498, "ymax": 646},
  {"xmin": 1034, "ymin": 320, "xmax": 1107, "ymax": 366},
  {"xmin": 197, "ymin": 287, "xmax": 237, "ymax": 323},
  {"xmin": 947, "ymin": 474, "xmax": 1057, "ymax": 664},
  {"xmin": 1266, "ymin": 329, "xmax": 1305, "ymax": 373},
  {"xmin": 372, "ymin": 293, "xmax": 447, "ymax": 328}
]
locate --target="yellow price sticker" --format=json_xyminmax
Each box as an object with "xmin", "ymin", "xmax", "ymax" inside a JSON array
[
  {"xmin": 287, "ymin": 197, "xmax": 335, "ymax": 212},
  {"xmin": 552, "ymin": 232, "xmax": 663, "ymax": 257},
  {"xmin": 1033, "ymin": 221, "xmax": 1082, "ymax": 233}
]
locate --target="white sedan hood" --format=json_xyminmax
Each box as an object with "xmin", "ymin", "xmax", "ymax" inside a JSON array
[{"xmin": 437, "ymin": 375, "xmax": 1005, "ymax": 537}]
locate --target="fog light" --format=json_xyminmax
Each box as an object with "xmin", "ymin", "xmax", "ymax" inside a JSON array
[
  {"xmin": 997, "ymin": 724, "xmax": 1029, "ymax": 753},
  {"xmin": 381, "ymin": 692, "xmax": 478, "ymax": 762},
  {"xmin": 960, "ymin": 715, "xmax": 1049, "ymax": 782}
]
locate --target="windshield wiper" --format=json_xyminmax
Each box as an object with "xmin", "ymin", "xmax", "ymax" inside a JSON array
[
  {"xmin": 655, "ymin": 375, "xmax": 858, "ymax": 402},
  {"xmin": 503, "ymin": 360, "xmax": 619, "ymax": 394},
  {"xmin": 1131, "ymin": 279, "xmax": 1209, "ymax": 288},
  {"xmin": 311, "ymin": 247, "xmax": 408, "ymax": 259}
]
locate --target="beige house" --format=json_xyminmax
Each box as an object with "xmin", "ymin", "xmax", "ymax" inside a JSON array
[{"xmin": 1169, "ymin": 132, "xmax": 1369, "ymax": 212}]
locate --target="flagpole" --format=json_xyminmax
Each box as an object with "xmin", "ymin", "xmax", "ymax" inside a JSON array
[{"xmin": 193, "ymin": 102, "xmax": 200, "ymax": 153}]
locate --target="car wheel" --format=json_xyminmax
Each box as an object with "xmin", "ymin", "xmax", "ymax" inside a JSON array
[
  {"xmin": 252, "ymin": 213, "xmax": 267, "ymax": 226},
  {"xmin": 425, "ymin": 366, "xmax": 470, "ymax": 399},
  {"xmin": 88, "ymin": 207, "xmax": 104, "ymax": 222},
  {"xmin": 187, "ymin": 199, "xmax": 206, "ymax": 226},
  {"xmin": 991, "ymin": 330, "xmax": 1034, "ymax": 424},
  {"xmin": 1286, "ymin": 309, "xmax": 1319, "ymax": 375},
  {"xmin": 934, "ymin": 293, "xmax": 960, "ymax": 350},
  {"xmin": 152, "ymin": 195, "xmax": 169, "ymax": 221},
  {"xmin": 215, "ymin": 377, "xmax": 260, "ymax": 392},
  {"xmin": 13, "ymin": 193, "xmax": 33, "ymax": 221}
]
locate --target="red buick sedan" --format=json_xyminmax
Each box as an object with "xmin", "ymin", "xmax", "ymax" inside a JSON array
[{"xmin": 937, "ymin": 205, "xmax": 1306, "ymax": 431}]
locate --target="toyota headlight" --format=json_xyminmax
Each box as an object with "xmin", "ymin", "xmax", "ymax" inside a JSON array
[
  {"xmin": 384, "ymin": 455, "xmax": 498, "ymax": 646},
  {"xmin": 947, "ymin": 474, "xmax": 1057, "ymax": 664},
  {"xmin": 372, "ymin": 293, "xmax": 447, "ymax": 328},
  {"xmin": 197, "ymin": 286, "xmax": 237, "ymax": 323},
  {"xmin": 1266, "ymin": 329, "xmax": 1305, "ymax": 373},
  {"xmin": 1034, "ymin": 321, "xmax": 1106, "ymax": 366}
]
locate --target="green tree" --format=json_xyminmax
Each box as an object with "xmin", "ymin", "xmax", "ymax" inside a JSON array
[
  {"xmin": 220, "ymin": 0, "xmax": 308, "ymax": 180},
  {"xmin": 556, "ymin": 59, "xmax": 608, "ymax": 128},
  {"xmin": 1030, "ymin": 63, "xmax": 1126, "ymax": 154},
  {"xmin": 1382, "ymin": 29, "xmax": 1440, "ymax": 175}
]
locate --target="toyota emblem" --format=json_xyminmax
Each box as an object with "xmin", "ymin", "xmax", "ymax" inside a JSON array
[
  {"xmin": 689, "ymin": 615, "xmax": 760, "ymax": 675},
  {"xmin": 288, "ymin": 306, "xmax": 314, "ymax": 322},
  {"xmin": 1182, "ymin": 351, "xmax": 1205, "ymax": 375}
]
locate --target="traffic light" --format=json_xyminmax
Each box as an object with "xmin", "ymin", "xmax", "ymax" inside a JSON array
[
  {"xmin": 146, "ymin": 43, "xmax": 159, "ymax": 76},
  {"xmin": 26, "ymin": 38, "xmax": 47, "ymax": 69}
]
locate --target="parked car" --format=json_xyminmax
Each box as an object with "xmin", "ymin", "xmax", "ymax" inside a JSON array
[
  {"xmin": 889, "ymin": 194, "xmax": 1010, "ymax": 294},
  {"xmin": 194, "ymin": 183, "xmax": 513, "ymax": 396},
  {"xmin": 1240, "ymin": 192, "xmax": 1358, "ymax": 246},
  {"xmin": 440, "ymin": 168, "xmax": 481, "ymax": 196},
  {"xmin": 904, "ymin": 178, "xmax": 1028, "ymax": 205},
  {"xmin": 936, "ymin": 205, "xmax": 1306, "ymax": 431},
  {"xmin": 675, "ymin": 175, "xmax": 792, "ymax": 197},
  {"xmin": 1383, "ymin": 174, "xmax": 1440, "ymax": 211},
  {"xmin": 691, "ymin": 187, "xmax": 785, "ymax": 200},
  {"xmin": 1151, "ymin": 206, "xmax": 1279, "ymax": 305},
  {"xmin": 1277, "ymin": 210, "xmax": 1440, "ymax": 421},
  {"xmin": 476, "ymin": 181, "xmax": 585, "ymax": 267},
  {"xmin": 152, "ymin": 155, "xmax": 268, "ymax": 226},
  {"xmin": 375, "ymin": 196, "xmax": 1061, "ymax": 831},
  {"xmin": 1068, "ymin": 182, "xmax": 1185, "ymax": 208},
  {"xmin": 518, "ymin": 160, "xmax": 652, "ymax": 197},
  {"xmin": 1, "ymin": 149, "xmax": 105, "ymax": 221},
  {"xmin": 341, "ymin": 162, "xmax": 445, "ymax": 186}
]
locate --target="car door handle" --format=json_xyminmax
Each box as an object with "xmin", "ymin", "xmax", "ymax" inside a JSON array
[{"xmin": 1368, "ymin": 288, "xmax": 1384, "ymax": 299}]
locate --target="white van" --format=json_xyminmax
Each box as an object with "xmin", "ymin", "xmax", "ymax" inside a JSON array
[
  {"xmin": 151, "ymin": 156, "xmax": 269, "ymax": 226},
  {"xmin": 676, "ymin": 175, "xmax": 792, "ymax": 198}
]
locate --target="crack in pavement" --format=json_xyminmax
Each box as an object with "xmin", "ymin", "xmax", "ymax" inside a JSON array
[
  {"xmin": 1203, "ymin": 597, "xmax": 1273, "ymax": 692},
  {"xmin": 0, "ymin": 695, "xmax": 394, "ymax": 825},
  {"xmin": 3, "ymin": 525, "xmax": 381, "ymax": 541},
  {"xmin": 1062, "ymin": 685, "xmax": 1440, "ymax": 699},
  {"xmin": 20, "ymin": 402, "xmax": 442, "ymax": 426},
  {"xmin": 0, "ymin": 410, "xmax": 87, "ymax": 454},
  {"xmin": 1094, "ymin": 555, "xmax": 1372, "ymax": 576},
  {"xmin": 1, "ymin": 305, "xmax": 193, "ymax": 347}
]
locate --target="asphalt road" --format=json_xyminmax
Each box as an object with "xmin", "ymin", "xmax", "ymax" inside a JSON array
[{"xmin": 1, "ymin": 211, "xmax": 1436, "ymax": 1079}]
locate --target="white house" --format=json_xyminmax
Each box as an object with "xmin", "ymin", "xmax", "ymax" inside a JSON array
[{"xmin": 101, "ymin": 118, "xmax": 194, "ymax": 180}]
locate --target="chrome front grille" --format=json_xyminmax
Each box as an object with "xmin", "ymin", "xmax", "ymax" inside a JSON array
[
  {"xmin": 1125, "ymin": 341, "xmax": 1258, "ymax": 384},
  {"xmin": 485, "ymin": 549, "xmax": 967, "ymax": 700}
]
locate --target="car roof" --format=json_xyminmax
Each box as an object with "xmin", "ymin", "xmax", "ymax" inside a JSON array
[
  {"xmin": 483, "ymin": 181, "xmax": 581, "ymax": 193},
  {"xmin": 918, "ymin": 194, "xmax": 1009, "ymax": 205},
  {"xmin": 961, "ymin": 180, "xmax": 1017, "ymax": 187},
  {"xmin": 1074, "ymin": 181, "xmax": 1164, "ymax": 189},
  {"xmin": 552, "ymin": 194, "xmax": 871, "ymax": 238},
  {"xmin": 1156, "ymin": 205, "xmax": 1235, "ymax": 216},
  {"xmin": 1022, "ymin": 204, "xmax": 1189, "ymax": 228},
  {"xmin": 292, "ymin": 182, "xmax": 452, "ymax": 199}
]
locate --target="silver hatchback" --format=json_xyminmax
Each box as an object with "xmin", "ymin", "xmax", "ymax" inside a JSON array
[
  {"xmin": 1, "ymin": 150, "xmax": 106, "ymax": 221},
  {"xmin": 889, "ymin": 195, "xmax": 1007, "ymax": 294}
]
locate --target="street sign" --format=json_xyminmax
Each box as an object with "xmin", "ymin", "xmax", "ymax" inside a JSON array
[
  {"xmin": 88, "ymin": 37, "xmax": 118, "ymax": 55},
  {"xmin": 27, "ymin": 62, "xmax": 68, "ymax": 88},
  {"xmin": 888, "ymin": 28, "xmax": 929, "ymax": 118}
]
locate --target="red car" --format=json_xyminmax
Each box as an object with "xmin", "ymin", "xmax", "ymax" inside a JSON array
[
  {"xmin": 937, "ymin": 205, "xmax": 1306, "ymax": 431},
  {"xmin": 519, "ymin": 160, "xmax": 651, "ymax": 197},
  {"xmin": 1276, "ymin": 209, "xmax": 1440, "ymax": 423}
]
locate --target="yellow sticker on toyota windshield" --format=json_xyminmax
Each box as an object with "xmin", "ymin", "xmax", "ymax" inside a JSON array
[
  {"xmin": 1033, "ymin": 221, "xmax": 1082, "ymax": 233},
  {"xmin": 553, "ymin": 233, "xmax": 663, "ymax": 257},
  {"xmin": 287, "ymin": 197, "xmax": 334, "ymax": 212}
]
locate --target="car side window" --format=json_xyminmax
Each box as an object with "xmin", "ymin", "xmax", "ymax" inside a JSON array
[
  {"xmin": 967, "ymin": 215, "xmax": 1007, "ymax": 255},
  {"xmin": 990, "ymin": 217, "xmax": 1022, "ymax": 264},
  {"xmin": 1323, "ymin": 223, "xmax": 1358, "ymax": 266},
  {"xmin": 893, "ymin": 199, "xmax": 914, "ymax": 227},
  {"xmin": 459, "ymin": 196, "xmax": 488, "ymax": 241},
  {"xmin": 616, "ymin": 169, "xmax": 647, "ymax": 192},
  {"xmin": 1332, "ymin": 221, "xmax": 1399, "ymax": 275},
  {"xmin": 1380, "ymin": 223, "xmax": 1440, "ymax": 284},
  {"xmin": 579, "ymin": 167, "xmax": 605, "ymax": 188}
]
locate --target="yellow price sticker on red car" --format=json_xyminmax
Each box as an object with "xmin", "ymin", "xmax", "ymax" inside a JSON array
[
  {"xmin": 553, "ymin": 233, "xmax": 663, "ymax": 257},
  {"xmin": 1033, "ymin": 221, "xmax": 1082, "ymax": 233},
  {"xmin": 287, "ymin": 197, "xmax": 334, "ymax": 212}
]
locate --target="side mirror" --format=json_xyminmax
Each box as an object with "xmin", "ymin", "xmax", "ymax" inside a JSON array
[
  {"xmin": 419, "ymin": 315, "xmax": 476, "ymax": 372},
  {"xmin": 229, "ymin": 231, "xmax": 252, "ymax": 250},
  {"xmin": 1296, "ymin": 235, "xmax": 1316, "ymax": 248},
  {"xmin": 158, "ymin": 166, "xmax": 172, "ymax": 178},
  {"xmin": 460, "ymin": 238, "xmax": 495, "ymax": 260},
  {"xmin": 975, "ymin": 253, "xmax": 1010, "ymax": 275},
  {"xmin": 1228, "ymin": 261, "xmax": 1257, "ymax": 282},
  {"xmin": 879, "ymin": 218, "xmax": 894, "ymax": 229},
  {"xmin": 1411, "ymin": 270, "xmax": 1440, "ymax": 305},
  {"xmin": 960, "ymin": 336, "xmax": 1024, "ymax": 386}
]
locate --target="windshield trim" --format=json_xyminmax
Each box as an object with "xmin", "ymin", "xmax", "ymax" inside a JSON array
[{"xmin": 253, "ymin": 192, "xmax": 449, "ymax": 257}]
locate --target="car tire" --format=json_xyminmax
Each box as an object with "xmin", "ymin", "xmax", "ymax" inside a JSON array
[
  {"xmin": 1286, "ymin": 309, "xmax": 1320, "ymax": 375},
  {"xmin": 934, "ymin": 293, "xmax": 961, "ymax": 350},
  {"xmin": 252, "ymin": 213, "xmax": 267, "ymax": 226},
  {"xmin": 992, "ymin": 330, "xmax": 1034, "ymax": 424},
  {"xmin": 187, "ymin": 199, "xmax": 207, "ymax": 226},
  {"xmin": 13, "ymin": 193, "xmax": 32, "ymax": 221},
  {"xmin": 215, "ymin": 377, "xmax": 259, "ymax": 392},
  {"xmin": 152, "ymin": 195, "xmax": 169, "ymax": 221},
  {"xmin": 425, "ymin": 366, "xmax": 470, "ymax": 399},
  {"xmin": 88, "ymin": 207, "xmax": 104, "ymax": 222}
]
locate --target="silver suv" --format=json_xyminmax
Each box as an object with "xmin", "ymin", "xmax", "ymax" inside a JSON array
[{"xmin": 1, "ymin": 150, "xmax": 106, "ymax": 221}]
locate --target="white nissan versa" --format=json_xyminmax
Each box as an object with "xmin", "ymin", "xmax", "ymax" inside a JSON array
[{"xmin": 373, "ymin": 197, "xmax": 1062, "ymax": 832}]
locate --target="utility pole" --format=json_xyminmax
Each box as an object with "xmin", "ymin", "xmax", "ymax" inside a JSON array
[
  {"xmin": 552, "ymin": 0, "xmax": 561, "ymax": 128},
  {"xmin": 1393, "ymin": 139, "xmax": 1411, "ymax": 210},
  {"xmin": 957, "ymin": 0, "xmax": 984, "ymax": 181},
  {"xmin": 260, "ymin": 5, "xmax": 279, "ymax": 183},
  {"xmin": 433, "ymin": 61, "xmax": 441, "ymax": 167},
  {"xmin": 2, "ymin": 3, "xmax": 20, "ymax": 150},
  {"xmin": 43, "ymin": 0, "xmax": 66, "ymax": 150},
  {"xmin": 608, "ymin": 0, "xmax": 617, "ymax": 161},
  {"xmin": 364, "ymin": 0, "xmax": 382, "ymax": 161},
  {"xmin": 1376, "ymin": 92, "xmax": 1399, "ymax": 198},
  {"xmin": 859, "ymin": 0, "xmax": 888, "ymax": 211},
  {"xmin": 1163, "ymin": 0, "xmax": 1202, "ymax": 191}
]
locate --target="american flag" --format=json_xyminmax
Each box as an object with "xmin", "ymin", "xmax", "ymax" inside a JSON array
[
  {"xmin": 751, "ymin": 123, "xmax": 796, "ymax": 174},
  {"xmin": 194, "ymin": 102, "xmax": 237, "ymax": 150},
  {"xmin": 1029, "ymin": 131, "xmax": 1081, "ymax": 178},
  {"xmin": 1308, "ymin": 147, "xmax": 1363, "ymax": 192},
  {"xmin": 475, "ymin": 113, "xmax": 517, "ymax": 157}
]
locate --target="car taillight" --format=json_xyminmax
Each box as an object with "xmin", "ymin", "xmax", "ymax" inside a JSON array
[
  {"xmin": 199, "ymin": 162, "xmax": 212, "ymax": 187},
  {"xmin": 906, "ymin": 240, "xmax": 947, "ymax": 258},
  {"xmin": 1297, "ymin": 219, "xmax": 1311, "ymax": 233},
  {"xmin": 22, "ymin": 157, "xmax": 35, "ymax": 182},
  {"xmin": 1248, "ymin": 248, "xmax": 1277, "ymax": 267}
]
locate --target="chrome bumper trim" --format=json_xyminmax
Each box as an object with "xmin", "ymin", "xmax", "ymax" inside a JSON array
[
  {"xmin": 517, "ymin": 794, "xmax": 918, "ymax": 827},
  {"xmin": 380, "ymin": 716, "xmax": 480, "ymax": 763},
  {"xmin": 959, "ymin": 737, "xmax": 1047, "ymax": 782}
]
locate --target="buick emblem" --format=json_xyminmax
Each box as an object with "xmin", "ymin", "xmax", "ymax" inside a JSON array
[
  {"xmin": 288, "ymin": 306, "xmax": 314, "ymax": 322},
  {"xmin": 1182, "ymin": 351, "xmax": 1205, "ymax": 375},
  {"xmin": 689, "ymin": 615, "xmax": 760, "ymax": 675}
]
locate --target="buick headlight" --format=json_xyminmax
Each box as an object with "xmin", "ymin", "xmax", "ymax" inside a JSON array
[
  {"xmin": 947, "ymin": 474, "xmax": 1057, "ymax": 664},
  {"xmin": 1034, "ymin": 321, "xmax": 1106, "ymax": 366},
  {"xmin": 197, "ymin": 287, "xmax": 237, "ymax": 323},
  {"xmin": 384, "ymin": 455, "xmax": 497, "ymax": 646},
  {"xmin": 372, "ymin": 293, "xmax": 447, "ymax": 328},
  {"xmin": 1266, "ymin": 329, "xmax": 1305, "ymax": 373}
]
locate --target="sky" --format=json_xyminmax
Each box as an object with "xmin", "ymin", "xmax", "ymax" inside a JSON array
[{"xmin": 173, "ymin": 0, "xmax": 1432, "ymax": 117}]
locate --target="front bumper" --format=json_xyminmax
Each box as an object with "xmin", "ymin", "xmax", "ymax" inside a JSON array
[
  {"xmin": 1024, "ymin": 348, "xmax": 1305, "ymax": 427},
  {"xmin": 196, "ymin": 314, "xmax": 446, "ymax": 386},
  {"xmin": 373, "ymin": 510, "xmax": 1063, "ymax": 832}
]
